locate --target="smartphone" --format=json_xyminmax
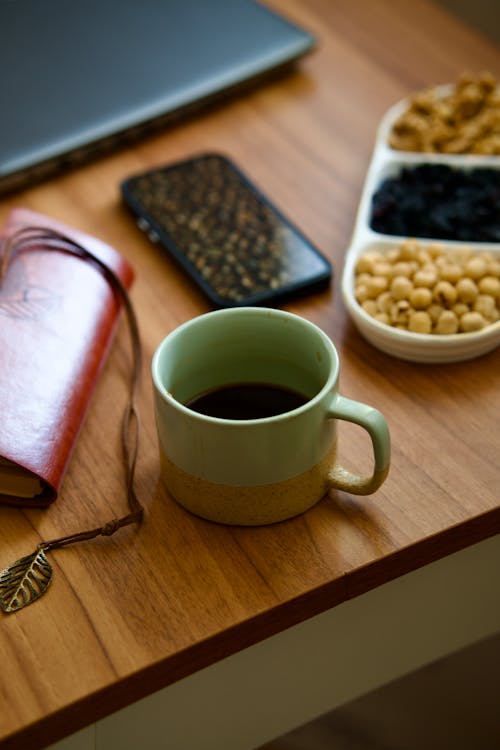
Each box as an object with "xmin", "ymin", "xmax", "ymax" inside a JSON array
[{"xmin": 121, "ymin": 153, "xmax": 332, "ymax": 307}]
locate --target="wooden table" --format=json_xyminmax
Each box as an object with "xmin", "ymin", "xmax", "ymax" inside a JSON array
[{"xmin": 1, "ymin": 1, "xmax": 499, "ymax": 748}]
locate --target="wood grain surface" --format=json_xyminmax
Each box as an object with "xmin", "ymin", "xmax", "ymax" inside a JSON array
[{"xmin": 1, "ymin": 1, "xmax": 499, "ymax": 748}]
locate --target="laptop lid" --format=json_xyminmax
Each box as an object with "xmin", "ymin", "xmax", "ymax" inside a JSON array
[{"xmin": 0, "ymin": 0, "xmax": 315, "ymax": 194}]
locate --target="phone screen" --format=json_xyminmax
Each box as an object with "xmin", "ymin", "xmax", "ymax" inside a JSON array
[{"xmin": 121, "ymin": 153, "xmax": 332, "ymax": 307}]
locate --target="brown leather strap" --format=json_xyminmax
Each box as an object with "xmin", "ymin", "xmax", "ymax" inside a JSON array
[{"xmin": 0, "ymin": 226, "xmax": 144, "ymax": 551}]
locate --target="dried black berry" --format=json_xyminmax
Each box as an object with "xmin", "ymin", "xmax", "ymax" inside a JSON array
[{"xmin": 370, "ymin": 164, "xmax": 500, "ymax": 242}]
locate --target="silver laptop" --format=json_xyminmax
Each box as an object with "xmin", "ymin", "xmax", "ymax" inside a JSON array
[{"xmin": 0, "ymin": 0, "xmax": 315, "ymax": 194}]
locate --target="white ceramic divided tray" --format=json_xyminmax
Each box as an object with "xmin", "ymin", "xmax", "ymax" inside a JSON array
[{"xmin": 341, "ymin": 86, "xmax": 500, "ymax": 363}]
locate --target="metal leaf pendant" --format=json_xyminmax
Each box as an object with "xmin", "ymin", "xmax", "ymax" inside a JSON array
[{"xmin": 0, "ymin": 547, "xmax": 53, "ymax": 613}]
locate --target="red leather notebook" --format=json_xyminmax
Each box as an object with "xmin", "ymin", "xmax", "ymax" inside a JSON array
[{"xmin": 0, "ymin": 208, "xmax": 135, "ymax": 507}]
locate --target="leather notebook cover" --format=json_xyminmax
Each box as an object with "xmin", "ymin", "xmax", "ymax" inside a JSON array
[{"xmin": 0, "ymin": 208, "xmax": 135, "ymax": 507}]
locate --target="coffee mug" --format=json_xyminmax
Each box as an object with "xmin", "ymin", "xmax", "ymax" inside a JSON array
[{"xmin": 152, "ymin": 308, "xmax": 390, "ymax": 525}]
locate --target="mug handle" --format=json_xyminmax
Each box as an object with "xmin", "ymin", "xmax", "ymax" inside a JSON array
[{"xmin": 326, "ymin": 393, "xmax": 391, "ymax": 495}]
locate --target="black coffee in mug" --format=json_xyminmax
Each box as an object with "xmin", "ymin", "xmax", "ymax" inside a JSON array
[{"xmin": 184, "ymin": 382, "xmax": 308, "ymax": 420}]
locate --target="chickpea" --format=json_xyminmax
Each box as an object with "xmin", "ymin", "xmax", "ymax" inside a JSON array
[
  {"xmin": 427, "ymin": 244, "xmax": 445, "ymax": 258},
  {"xmin": 372, "ymin": 261, "xmax": 393, "ymax": 278},
  {"xmin": 435, "ymin": 310, "xmax": 459, "ymax": 334},
  {"xmin": 488, "ymin": 308, "xmax": 500, "ymax": 323},
  {"xmin": 355, "ymin": 284, "xmax": 370, "ymax": 303},
  {"xmin": 465, "ymin": 257, "xmax": 488, "ymax": 279},
  {"xmin": 353, "ymin": 239, "xmax": 499, "ymax": 337},
  {"xmin": 417, "ymin": 249, "xmax": 432, "ymax": 266},
  {"xmin": 390, "ymin": 299, "xmax": 413, "ymax": 325},
  {"xmin": 452, "ymin": 302, "xmax": 469, "ymax": 317},
  {"xmin": 376, "ymin": 291, "xmax": 394, "ymax": 313},
  {"xmin": 414, "ymin": 267, "xmax": 438, "ymax": 288},
  {"xmin": 460, "ymin": 311, "xmax": 486, "ymax": 332},
  {"xmin": 474, "ymin": 294, "xmax": 497, "ymax": 319},
  {"xmin": 391, "ymin": 275, "xmax": 413, "ymax": 300},
  {"xmin": 478, "ymin": 276, "xmax": 500, "ymax": 298},
  {"xmin": 439, "ymin": 264, "xmax": 462, "ymax": 283},
  {"xmin": 456, "ymin": 249, "xmax": 473, "ymax": 266},
  {"xmin": 387, "ymin": 248, "xmax": 401, "ymax": 263},
  {"xmin": 399, "ymin": 239, "xmax": 419, "ymax": 260},
  {"xmin": 366, "ymin": 275, "xmax": 389, "ymax": 298},
  {"xmin": 356, "ymin": 272, "xmax": 372, "ymax": 286},
  {"xmin": 428, "ymin": 303, "xmax": 445, "ymax": 323},
  {"xmin": 409, "ymin": 287, "xmax": 432, "ymax": 309},
  {"xmin": 408, "ymin": 311, "xmax": 432, "ymax": 333},
  {"xmin": 392, "ymin": 262, "xmax": 414, "ymax": 278},
  {"xmin": 456, "ymin": 277, "xmax": 479, "ymax": 303},
  {"xmin": 433, "ymin": 280, "xmax": 457, "ymax": 306},
  {"xmin": 356, "ymin": 252, "xmax": 381, "ymax": 274},
  {"xmin": 487, "ymin": 260, "xmax": 500, "ymax": 278},
  {"xmin": 362, "ymin": 299, "xmax": 378, "ymax": 316}
]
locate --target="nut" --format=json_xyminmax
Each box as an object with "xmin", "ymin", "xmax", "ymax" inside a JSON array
[{"xmin": 388, "ymin": 72, "xmax": 500, "ymax": 155}]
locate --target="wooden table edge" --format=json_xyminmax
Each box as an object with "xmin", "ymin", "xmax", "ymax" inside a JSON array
[{"xmin": 3, "ymin": 506, "xmax": 500, "ymax": 750}]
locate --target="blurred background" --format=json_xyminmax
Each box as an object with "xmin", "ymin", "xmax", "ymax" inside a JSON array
[
  {"xmin": 437, "ymin": 0, "xmax": 500, "ymax": 45},
  {"xmin": 259, "ymin": 631, "xmax": 500, "ymax": 750}
]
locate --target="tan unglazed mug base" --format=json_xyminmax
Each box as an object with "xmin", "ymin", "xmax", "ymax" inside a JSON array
[{"xmin": 161, "ymin": 443, "xmax": 338, "ymax": 526}]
